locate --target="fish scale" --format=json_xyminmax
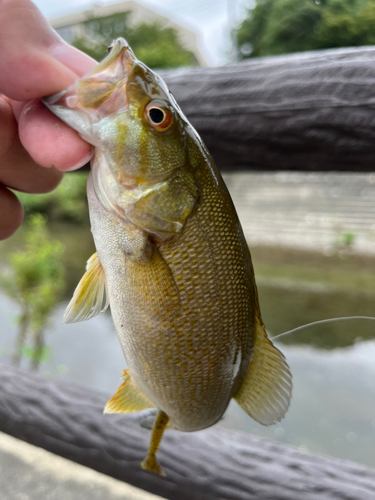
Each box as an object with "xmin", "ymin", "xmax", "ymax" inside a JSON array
[
  {"xmin": 123, "ymin": 158, "xmax": 256, "ymax": 430},
  {"xmin": 43, "ymin": 37, "xmax": 292, "ymax": 475}
]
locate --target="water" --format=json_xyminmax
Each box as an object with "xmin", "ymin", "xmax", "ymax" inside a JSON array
[{"xmin": 222, "ymin": 341, "xmax": 375, "ymax": 467}]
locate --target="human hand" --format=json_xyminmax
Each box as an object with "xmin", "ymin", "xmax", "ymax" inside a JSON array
[{"xmin": 0, "ymin": 0, "xmax": 97, "ymax": 240}]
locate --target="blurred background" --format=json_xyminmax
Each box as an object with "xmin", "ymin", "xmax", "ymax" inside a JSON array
[{"xmin": 1, "ymin": 0, "xmax": 375, "ymax": 472}]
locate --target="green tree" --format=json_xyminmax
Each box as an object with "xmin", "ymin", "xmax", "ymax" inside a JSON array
[
  {"xmin": 72, "ymin": 13, "xmax": 197, "ymax": 68},
  {"xmin": 236, "ymin": 0, "xmax": 375, "ymax": 58},
  {"xmin": 17, "ymin": 172, "xmax": 89, "ymax": 222},
  {"xmin": 345, "ymin": 1, "xmax": 375, "ymax": 46},
  {"xmin": 0, "ymin": 215, "xmax": 65, "ymax": 370}
]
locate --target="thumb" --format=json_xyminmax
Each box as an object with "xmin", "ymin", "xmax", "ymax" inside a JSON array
[{"xmin": 0, "ymin": 0, "xmax": 96, "ymax": 101}]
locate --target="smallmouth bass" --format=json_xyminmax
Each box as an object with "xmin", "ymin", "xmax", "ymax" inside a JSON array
[{"xmin": 43, "ymin": 38, "xmax": 292, "ymax": 476}]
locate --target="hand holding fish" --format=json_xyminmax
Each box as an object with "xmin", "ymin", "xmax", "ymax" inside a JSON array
[{"xmin": 0, "ymin": 0, "xmax": 95, "ymax": 240}]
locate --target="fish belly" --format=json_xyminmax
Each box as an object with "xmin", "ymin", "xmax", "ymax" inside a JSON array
[{"xmin": 87, "ymin": 168, "xmax": 256, "ymax": 431}]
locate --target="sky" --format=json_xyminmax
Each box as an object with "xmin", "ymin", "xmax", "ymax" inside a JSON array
[{"xmin": 32, "ymin": 0, "xmax": 252, "ymax": 66}]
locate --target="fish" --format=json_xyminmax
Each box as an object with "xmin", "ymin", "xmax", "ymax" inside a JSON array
[{"xmin": 43, "ymin": 38, "xmax": 292, "ymax": 476}]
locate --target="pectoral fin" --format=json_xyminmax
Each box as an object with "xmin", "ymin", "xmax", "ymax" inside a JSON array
[
  {"xmin": 234, "ymin": 316, "xmax": 292, "ymax": 425},
  {"xmin": 63, "ymin": 253, "xmax": 109, "ymax": 324},
  {"xmin": 126, "ymin": 242, "xmax": 181, "ymax": 319},
  {"xmin": 104, "ymin": 370, "xmax": 156, "ymax": 413}
]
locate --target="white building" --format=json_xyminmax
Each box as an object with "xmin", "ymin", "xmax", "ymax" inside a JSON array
[{"xmin": 50, "ymin": 1, "xmax": 208, "ymax": 67}]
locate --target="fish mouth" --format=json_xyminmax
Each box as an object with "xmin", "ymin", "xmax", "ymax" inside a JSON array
[
  {"xmin": 43, "ymin": 37, "xmax": 136, "ymax": 110},
  {"xmin": 91, "ymin": 38, "xmax": 136, "ymax": 77},
  {"xmin": 42, "ymin": 38, "xmax": 136, "ymax": 144}
]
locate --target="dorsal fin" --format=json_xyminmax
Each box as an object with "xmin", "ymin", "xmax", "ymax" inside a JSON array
[
  {"xmin": 234, "ymin": 315, "xmax": 292, "ymax": 425},
  {"xmin": 104, "ymin": 369, "xmax": 156, "ymax": 414},
  {"xmin": 63, "ymin": 253, "xmax": 109, "ymax": 324}
]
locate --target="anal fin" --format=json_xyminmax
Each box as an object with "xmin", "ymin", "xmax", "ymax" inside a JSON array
[
  {"xmin": 234, "ymin": 316, "xmax": 292, "ymax": 425},
  {"xmin": 104, "ymin": 370, "xmax": 156, "ymax": 414},
  {"xmin": 64, "ymin": 253, "xmax": 109, "ymax": 324}
]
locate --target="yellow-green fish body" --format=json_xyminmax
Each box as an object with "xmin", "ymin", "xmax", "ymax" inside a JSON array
[{"xmin": 43, "ymin": 39, "xmax": 292, "ymax": 474}]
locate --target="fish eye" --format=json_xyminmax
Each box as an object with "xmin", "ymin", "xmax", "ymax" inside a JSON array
[
  {"xmin": 145, "ymin": 101, "xmax": 173, "ymax": 131},
  {"xmin": 149, "ymin": 108, "xmax": 164, "ymax": 123}
]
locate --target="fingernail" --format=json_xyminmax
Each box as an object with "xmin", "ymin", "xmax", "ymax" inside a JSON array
[
  {"xmin": 64, "ymin": 150, "xmax": 94, "ymax": 171},
  {"xmin": 10, "ymin": 98, "xmax": 41, "ymax": 123}
]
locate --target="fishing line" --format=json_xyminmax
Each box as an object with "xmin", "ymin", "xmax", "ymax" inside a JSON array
[{"xmin": 271, "ymin": 316, "xmax": 375, "ymax": 341}]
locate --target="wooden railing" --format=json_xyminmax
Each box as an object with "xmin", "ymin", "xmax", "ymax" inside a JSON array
[
  {"xmin": 1, "ymin": 362, "xmax": 374, "ymax": 500},
  {"xmin": 162, "ymin": 47, "xmax": 375, "ymax": 172}
]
